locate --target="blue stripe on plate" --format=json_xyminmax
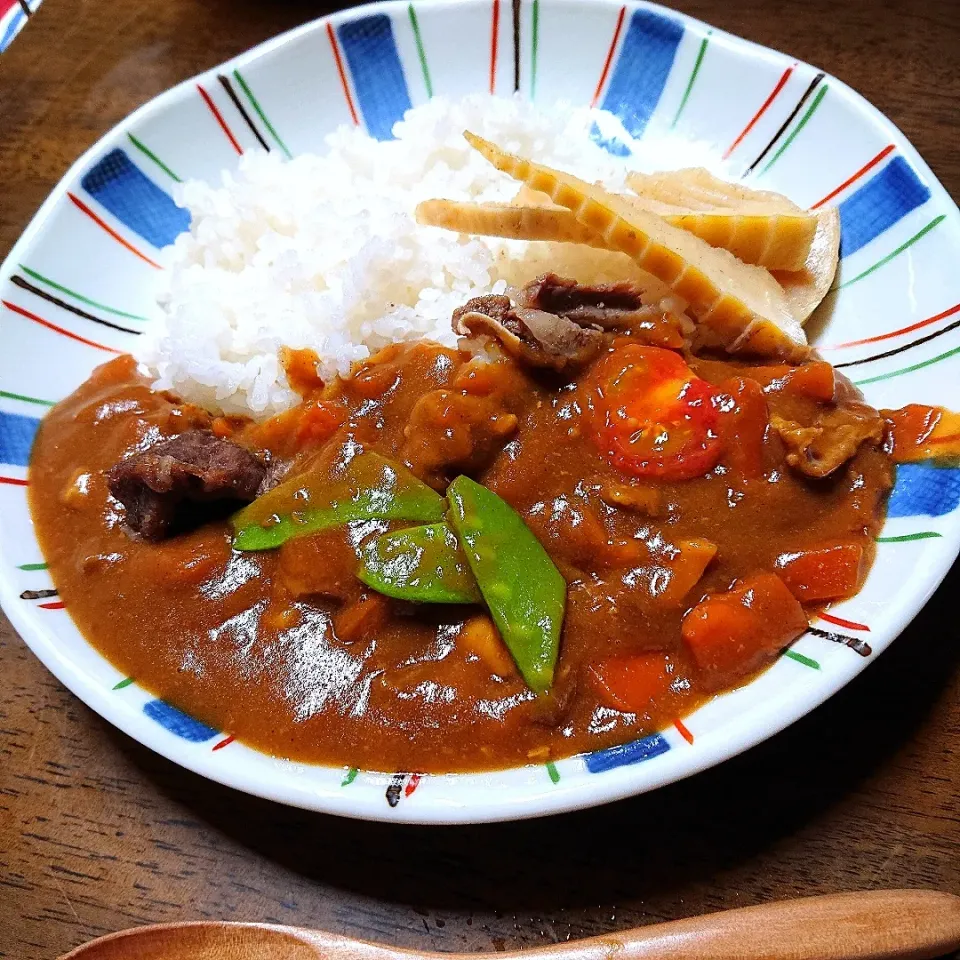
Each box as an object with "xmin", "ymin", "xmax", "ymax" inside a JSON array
[
  {"xmin": 0, "ymin": 410, "xmax": 40, "ymax": 467},
  {"xmin": 337, "ymin": 13, "xmax": 412, "ymax": 141},
  {"xmin": 584, "ymin": 732, "xmax": 671, "ymax": 773},
  {"xmin": 887, "ymin": 462, "xmax": 960, "ymax": 518},
  {"xmin": 0, "ymin": 8, "xmax": 25, "ymax": 53},
  {"xmin": 590, "ymin": 121, "xmax": 632, "ymax": 157},
  {"xmin": 600, "ymin": 8, "xmax": 684, "ymax": 139},
  {"xmin": 143, "ymin": 700, "xmax": 219, "ymax": 743},
  {"xmin": 839, "ymin": 156, "xmax": 931, "ymax": 258},
  {"xmin": 81, "ymin": 149, "xmax": 190, "ymax": 249}
]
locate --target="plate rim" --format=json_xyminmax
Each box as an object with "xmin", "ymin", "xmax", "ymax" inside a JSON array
[{"xmin": 1, "ymin": 0, "xmax": 958, "ymax": 823}]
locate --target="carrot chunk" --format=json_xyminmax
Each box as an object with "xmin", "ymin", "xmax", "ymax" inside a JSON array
[
  {"xmin": 715, "ymin": 376, "xmax": 768, "ymax": 479},
  {"xmin": 884, "ymin": 404, "xmax": 960, "ymax": 462},
  {"xmin": 681, "ymin": 572, "xmax": 807, "ymax": 689},
  {"xmin": 781, "ymin": 362, "xmax": 835, "ymax": 402},
  {"xmin": 589, "ymin": 653, "xmax": 686, "ymax": 713},
  {"xmin": 775, "ymin": 543, "xmax": 864, "ymax": 602}
]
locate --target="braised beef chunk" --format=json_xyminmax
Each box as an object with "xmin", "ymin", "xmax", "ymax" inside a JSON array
[
  {"xmin": 520, "ymin": 273, "xmax": 645, "ymax": 329},
  {"xmin": 452, "ymin": 293, "xmax": 604, "ymax": 372},
  {"xmin": 772, "ymin": 403, "xmax": 885, "ymax": 478},
  {"xmin": 107, "ymin": 430, "xmax": 266, "ymax": 540}
]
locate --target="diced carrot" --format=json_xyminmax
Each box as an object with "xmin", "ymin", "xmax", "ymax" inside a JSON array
[
  {"xmin": 781, "ymin": 362, "xmax": 835, "ymax": 402},
  {"xmin": 681, "ymin": 572, "xmax": 807, "ymax": 690},
  {"xmin": 659, "ymin": 538, "xmax": 718, "ymax": 605},
  {"xmin": 335, "ymin": 592, "xmax": 392, "ymax": 644},
  {"xmin": 884, "ymin": 404, "xmax": 960, "ymax": 462},
  {"xmin": 715, "ymin": 376, "xmax": 769, "ymax": 479},
  {"xmin": 775, "ymin": 543, "xmax": 864, "ymax": 602},
  {"xmin": 248, "ymin": 400, "xmax": 341, "ymax": 456},
  {"xmin": 294, "ymin": 401, "xmax": 341, "ymax": 449},
  {"xmin": 589, "ymin": 652, "xmax": 683, "ymax": 713}
]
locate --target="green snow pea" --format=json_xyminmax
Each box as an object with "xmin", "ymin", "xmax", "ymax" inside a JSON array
[
  {"xmin": 447, "ymin": 476, "xmax": 566, "ymax": 694},
  {"xmin": 231, "ymin": 452, "xmax": 446, "ymax": 551},
  {"xmin": 359, "ymin": 523, "xmax": 482, "ymax": 604}
]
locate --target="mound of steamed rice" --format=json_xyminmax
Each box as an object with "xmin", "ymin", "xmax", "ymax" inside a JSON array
[{"xmin": 137, "ymin": 94, "xmax": 722, "ymax": 418}]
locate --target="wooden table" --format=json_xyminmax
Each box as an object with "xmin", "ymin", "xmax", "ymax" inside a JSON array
[{"xmin": 1, "ymin": 1, "xmax": 958, "ymax": 957}]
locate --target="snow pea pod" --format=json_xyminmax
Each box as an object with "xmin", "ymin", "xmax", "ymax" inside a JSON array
[
  {"xmin": 447, "ymin": 476, "xmax": 566, "ymax": 694},
  {"xmin": 232, "ymin": 452, "xmax": 446, "ymax": 551},
  {"xmin": 359, "ymin": 523, "xmax": 482, "ymax": 604}
]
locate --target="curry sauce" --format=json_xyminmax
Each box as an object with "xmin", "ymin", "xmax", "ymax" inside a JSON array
[{"xmin": 28, "ymin": 323, "xmax": 894, "ymax": 772}]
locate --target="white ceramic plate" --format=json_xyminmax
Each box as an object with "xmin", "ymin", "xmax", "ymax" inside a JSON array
[{"xmin": 2, "ymin": 0, "xmax": 959, "ymax": 823}]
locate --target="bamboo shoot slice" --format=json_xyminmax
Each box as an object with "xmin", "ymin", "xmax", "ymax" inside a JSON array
[
  {"xmin": 626, "ymin": 167, "xmax": 803, "ymax": 212},
  {"xmin": 418, "ymin": 198, "xmax": 816, "ymax": 271},
  {"xmin": 773, "ymin": 207, "xmax": 841, "ymax": 322},
  {"xmin": 464, "ymin": 131, "xmax": 807, "ymax": 360},
  {"xmin": 416, "ymin": 199, "xmax": 608, "ymax": 249}
]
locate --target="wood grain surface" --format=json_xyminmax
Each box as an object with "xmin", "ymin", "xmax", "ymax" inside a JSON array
[{"xmin": 0, "ymin": 1, "xmax": 958, "ymax": 959}]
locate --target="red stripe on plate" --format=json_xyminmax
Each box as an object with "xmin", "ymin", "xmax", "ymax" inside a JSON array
[
  {"xmin": 823, "ymin": 301, "xmax": 960, "ymax": 350},
  {"xmin": 489, "ymin": 0, "xmax": 500, "ymax": 94},
  {"xmin": 673, "ymin": 718, "xmax": 694, "ymax": 745},
  {"xmin": 810, "ymin": 144, "xmax": 895, "ymax": 209},
  {"xmin": 3, "ymin": 300, "xmax": 120, "ymax": 353},
  {"xmin": 404, "ymin": 772, "xmax": 422, "ymax": 797},
  {"xmin": 197, "ymin": 84, "xmax": 243, "ymax": 155},
  {"xmin": 67, "ymin": 193, "xmax": 162, "ymax": 269},
  {"xmin": 0, "ymin": 476, "xmax": 28, "ymax": 486},
  {"xmin": 722, "ymin": 64, "xmax": 794, "ymax": 160},
  {"xmin": 819, "ymin": 611, "xmax": 871, "ymax": 632},
  {"xmin": 39, "ymin": 601, "xmax": 66, "ymax": 610},
  {"xmin": 212, "ymin": 734, "xmax": 236, "ymax": 751},
  {"xmin": 591, "ymin": 6, "xmax": 625, "ymax": 108},
  {"xmin": 327, "ymin": 21, "xmax": 359, "ymax": 126}
]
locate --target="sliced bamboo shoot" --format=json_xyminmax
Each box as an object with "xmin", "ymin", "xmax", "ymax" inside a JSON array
[
  {"xmin": 416, "ymin": 199, "xmax": 608, "ymax": 249},
  {"xmin": 418, "ymin": 198, "xmax": 817, "ymax": 271},
  {"xmin": 626, "ymin": 167, "xmax": 803, "ymax": 212},
  {"xmin": 773, "ymin": 207, "xmax": 841, "ymax": 323},
  {"xmin": 463, "ymin": 131, "xmax": 807, "ymax": 360}
]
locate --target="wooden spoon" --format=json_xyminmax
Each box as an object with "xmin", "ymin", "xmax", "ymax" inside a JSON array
[{"xmin": 61, "ymin": 889, "xmax": 960, "ymax": 960}]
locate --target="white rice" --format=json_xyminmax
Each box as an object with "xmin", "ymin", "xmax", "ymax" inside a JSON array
[{"xmin": 138, "ymin": 94, "xmax": 724, "ymax": 418}]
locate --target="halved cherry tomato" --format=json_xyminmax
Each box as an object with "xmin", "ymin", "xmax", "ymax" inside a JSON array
[{"xmin": 591, "ymin": 345, "xmax": 722, "ymax": 481}]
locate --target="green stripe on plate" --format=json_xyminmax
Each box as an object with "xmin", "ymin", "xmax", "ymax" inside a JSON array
[
  {"xmin": 783, "ymin": 649, "xmax": 820, "ymax": 670},
  {"xmin": 836, "ymin": 215, "xmax": 946, "ymax": 290},
  {"xmin": 760, "ymin": 84, "xmax": 828, "ymax": 176},
  {"xmin": 233, "ymin": 68, "xmax": 293, "ymax": 160},
  {"xmin": 19, "ymin": 265, "xmax": 151, "ymax": 322},
  {"xmin": 1, "ymin": 388, "xmax": 54, "ymax": 407},
  {"xmin": 546, "ymin": 760, "xmax": 560, "ymax": 784},
  {"xmin": 876, "ymin": 531, "xmax": 943, "ymax": 543},
  {"xmin": 854, "ymin": 343, "xmax": 960, "ymax": 386},
  {"xmin": 408, "ymin": 5, "xmax": 434, "ymax": 99},
  {"xmin": 671, "ymin": 32, "xmax": 710, "ymax": 128},
  {"xmin": 127, "ymin": 133, "xmax": 182, "ymax": 183},
  {"xmin": 530, "ymin": 0, "xmax": 540, "ymax": 100},
  {"xmin": 17, "ymin": 561, "xmax": 49, "ymax": 571}
]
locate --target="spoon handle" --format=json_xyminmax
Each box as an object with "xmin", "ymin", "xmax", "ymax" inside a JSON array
[
  {"xmin": 60, "ymin": 889, "xmax": 960, "ymax": 960},
  {"xmin": 497, "ymin": 889, "xmax": 960, "ymax": 960}
]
